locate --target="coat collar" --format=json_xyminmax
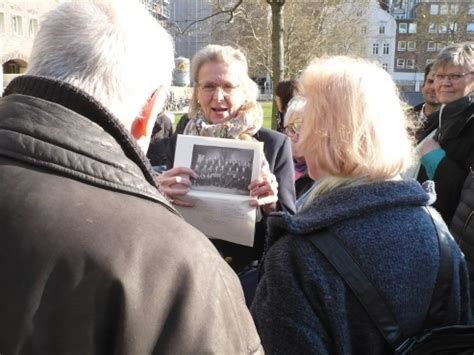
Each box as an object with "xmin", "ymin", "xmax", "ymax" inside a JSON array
[
  {"xmin": 1, "ymin": 75, "xmax": 177, "ymax": 213},
  {"xmin": 268, "ymin": 179, "xmax": 434, "ymax": 238}
]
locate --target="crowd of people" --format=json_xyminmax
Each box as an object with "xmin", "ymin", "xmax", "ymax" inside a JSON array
[{"xmin": 0, "ymin": 0, "xmax": 473, "ymax": 354}]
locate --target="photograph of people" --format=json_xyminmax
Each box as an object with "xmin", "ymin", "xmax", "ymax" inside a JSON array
[{"xmin": 191, "ymin": 145, "xmax": 253, "ymax": 195}]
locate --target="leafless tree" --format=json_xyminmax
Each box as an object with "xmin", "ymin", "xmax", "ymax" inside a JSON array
[
  {"xmin": 169, "ymin": 0, "xmax": 369, "ymax": 128},
  {"xmin": 213, "ymin": 0, "xmax": 369, "ymax": 128}
]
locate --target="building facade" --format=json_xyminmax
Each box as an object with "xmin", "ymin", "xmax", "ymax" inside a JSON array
[
  {"xmin": 141, "ymin": 0, "xmax": 170, "ymax": 25},
  {"xmin": 168, "ymin": 0, "xmax": 214, "ymax": 61},
  {"xmin": 390, "ymin": 0, "xmax": 474, "ymax": 92},
  {"xmin": 0, "ymin": 0, "xmax": 58, "ymax": 93},
  {"xmin": 368, "ymin": 0, "xmax": 398, "ymax": 75}
]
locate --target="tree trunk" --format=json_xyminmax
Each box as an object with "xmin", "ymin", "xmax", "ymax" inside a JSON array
[{"xmin": 269, "ymin": 1, "xmax": 285, "ymax": 130}]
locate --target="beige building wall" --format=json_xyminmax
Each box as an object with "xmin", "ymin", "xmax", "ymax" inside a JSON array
[{"xmin": 0, "ymin": 0, "xmax": 58, "ymax": 93}]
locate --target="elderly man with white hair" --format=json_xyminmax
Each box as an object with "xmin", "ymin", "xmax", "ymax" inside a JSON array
[{"xmin": 0, "ymin": 1, "xmax": 262, "ymax": 354}]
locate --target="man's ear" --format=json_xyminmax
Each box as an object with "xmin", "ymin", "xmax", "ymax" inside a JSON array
[{"xmin": 131, "ymin": 89, "xmax": 162, "ymax": 140}]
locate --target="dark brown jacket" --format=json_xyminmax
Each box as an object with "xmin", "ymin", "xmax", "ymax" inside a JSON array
[{"xmin": 0, "ymin": 76, "xmax": 262, "ymax": 354}]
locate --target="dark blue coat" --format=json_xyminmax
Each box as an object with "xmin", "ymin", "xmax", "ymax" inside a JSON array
[{"xmin": 251, "ymin": 179, "xmax": 471, "ymax": 354}]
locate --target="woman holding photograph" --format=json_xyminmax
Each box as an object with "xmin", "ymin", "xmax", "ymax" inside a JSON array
[{"xmin": 147, "ymin": 44, "xmax": 296, "ymax": 275}]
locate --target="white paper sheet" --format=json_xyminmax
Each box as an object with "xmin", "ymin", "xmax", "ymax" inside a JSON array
[{"xmin": 174, "ymin": 135, "xmax": 263, "ymax": 246}]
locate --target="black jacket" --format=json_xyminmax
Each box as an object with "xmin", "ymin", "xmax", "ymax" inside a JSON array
[
  {"xmin": 418, "ymin": 93, "xmax": 474, "ymax": 225},
  {"xmin": 147, "ymin": 117, "xmax": 296, "ymax": 272},
  {"xmin": 450, "ymin": 168, "xmax": 474, "ymax": 311},
  {"xmin": 0, "ymin": 76, "xmax": 262, "ymax": 354}
]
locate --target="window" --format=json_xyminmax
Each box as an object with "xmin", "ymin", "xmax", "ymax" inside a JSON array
[
  {"xmin": 4, "ymin": 61, "xmax": 20, "ymax": 74},
  {"xmin": 406, "ymin": 59, "xmax": 415, "ymax": 70},
  {"xmin": 361, "ymin": 25, "xmax": 367, "ymax": 34},
  {"xmin": 428, "ymin": 23, "xmax": 437, "ymax": 33},
  {"xmin": 408, "ymin": 23, "xmax": 417, "ymax": 34},
  {"xmin": 29, "ymin": 18, "xmax": 38, "ymax": 37},
  {"xmin": 437, "ymin": 43, "xmax": 445, "ymax": 51},
  {"xmin": 448, "ymin": 23, "xmax": 458, "ymax": 33},
  {"xmin": 373, "ymin": 43, "xmax": 379, "ymax": 55},
  {"xmin": 382, "ymin": 63, "xmax": 388, "ymax": 71},
  {"xmin": 11, "ymin": 15, "xmax": 23, "ymax": 35},
  {"xmin": 467, "ymin": 23, "xmax": 474, "ymax": 33},
  {"xmin": 396, "ymin": 58, "xmax": 405, "ymax": 69},
  {"xmin": 469, "ymin": 5, "xmax": 474, "ymax": 15},
  {"xmin": 0, "ymin": 13, "xmax": 4, "ymax": 33},
  {"xmin": 440, "ymin": 4, "xmax": 448, "ymax": 15},
  {"xmin": 427, "ymin": 41, "xmax": 436, "ymax": 51},
  {"xmin": 407, "ymin": 41, "xmax": 416, "ymax": 51},
  {"xmin": 383, "ymin": 43, "xmax": 389, "ymax": 55},
  {"xmin": 438, "ymin": 24, "xmax": 447, "ymax": 33},
  {"xmin": 398, "ymin": 41, "xmax": 406, "ymax": 51},
  {"xmin": 430, "ymin": 4, "xmax": 439, "ymax": 15},
  {"xmin": 379, "ymin": 25, "xmax": 385, "ymax": 34},
  {"xmin": 450, "ymin": 4, "xmax": 459, "ymax": 15},
  {"xmin": 398, "ymin": 23, "xmax": 407, "ymax": 34}
]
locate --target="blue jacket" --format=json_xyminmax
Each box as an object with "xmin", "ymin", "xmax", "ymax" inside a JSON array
[{"xmin": 251, "ymin": 179, "xmax": 471, "ymax": 354}]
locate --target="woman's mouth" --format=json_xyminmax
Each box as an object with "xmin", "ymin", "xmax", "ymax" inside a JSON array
[{"xmin": 212, "ymin": 107, "xmax": 228, "ymax": 113}]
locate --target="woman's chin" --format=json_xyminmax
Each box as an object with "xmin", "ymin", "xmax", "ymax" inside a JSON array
[{"xmin": 209, "ymin": 114, "xmax": 231, "ymax": 124}]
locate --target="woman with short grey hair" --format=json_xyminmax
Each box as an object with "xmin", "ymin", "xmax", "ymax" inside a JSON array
[{"xmin": 417, "ymin": 42, "xmax": 474, "ymax": 225}]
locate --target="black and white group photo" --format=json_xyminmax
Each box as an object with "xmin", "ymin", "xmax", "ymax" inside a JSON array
[{"xmin": 190, "ymin": 145, "xmax": 253, "ymax": 195}]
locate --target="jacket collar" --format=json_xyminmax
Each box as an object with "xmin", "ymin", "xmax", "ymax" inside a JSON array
[
  {"xmin": 268, "ymin": 179, "xmax": 434, "ymax": 237},
  {"xmin": 441, "ymin": 92, "xmax": 474, "ymax": 119},
  {"xmin": 1, "ymin": 75, "xmax": 177, "ymax": 213},
  {"xmin": 437, "ymin": 92, "xmax": 474, "ymax": 142}
]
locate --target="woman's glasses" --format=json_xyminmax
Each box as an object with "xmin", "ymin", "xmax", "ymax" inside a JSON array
[
  {"xmin": 284, "ymin": 119, "xmax": 302, "ymax": 138},
  {"xmin": 434, "ymin": 72, "xmax": 474, "ymax": 83},
  {"xmin": 198, "ymin": 82, "xmax": 240, "ymax": 96}
]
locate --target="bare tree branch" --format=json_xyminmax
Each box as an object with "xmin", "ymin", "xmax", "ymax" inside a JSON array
[{"xmin": 173, "ymin": 0, "xmax": 244, "ymax": 35}]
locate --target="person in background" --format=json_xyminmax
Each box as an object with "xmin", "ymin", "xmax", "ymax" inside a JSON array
[
  {"xmin": 251, "ymin": 56, "xmax": 470, "ymax": 354},
  {"xmin": 414, "ymin": 62, "xmax": 441, "ymax": 142},
  {"xmin": 0, "ymin": 1, "xmax": 262, "ymax": 353},
  {"xmin": 417, "ymin": 42, "xmax": 474, "ymax": 225},
  {"xmin": 150, "ymin": 110, "xmax": 174, "ymax": 142},
  {"xmin": 414, "ymin": 63, "xmax": 441, "ymax": 122},
  {"xmin": 147, "ymin": 44, "xmax": 296, "ymax": 276},
  {"xmin": 275, "ymin": 79, "xmax": 302, "ymax": 132},
  {"xmin": 283, "ymin": 96, "xmax": 313, "ymax": 200}
]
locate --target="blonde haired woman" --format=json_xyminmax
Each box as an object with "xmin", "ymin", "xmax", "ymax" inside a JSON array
[{"xmin": 250, "ymin": 56, "xmax": 471, "ymax": 354}]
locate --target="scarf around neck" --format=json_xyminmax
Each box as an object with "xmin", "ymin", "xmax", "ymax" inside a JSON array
[{"xmin": 183, "ymin": 104, "xmax": 263, "ymax": 141}]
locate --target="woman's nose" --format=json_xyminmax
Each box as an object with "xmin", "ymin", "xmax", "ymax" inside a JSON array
[
  {"xmin": 439, "ymin": 77, "xmax": 453, "ymax": 85},
  {"xmin": 213, "ymin": 87, "xmax": 225, "ymax": 101}
]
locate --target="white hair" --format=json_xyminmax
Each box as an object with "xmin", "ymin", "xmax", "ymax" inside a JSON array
[
  {"xmin": 283, "ymin": 96, "xmax": 305, "ymax": 128},
  {"xmin": 188, "ymin": 45, "xmax": 259, "ymax": 118},
  {"xmin": 27, "ymin": 0, "xmax": 175, "ymax": 127}
]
